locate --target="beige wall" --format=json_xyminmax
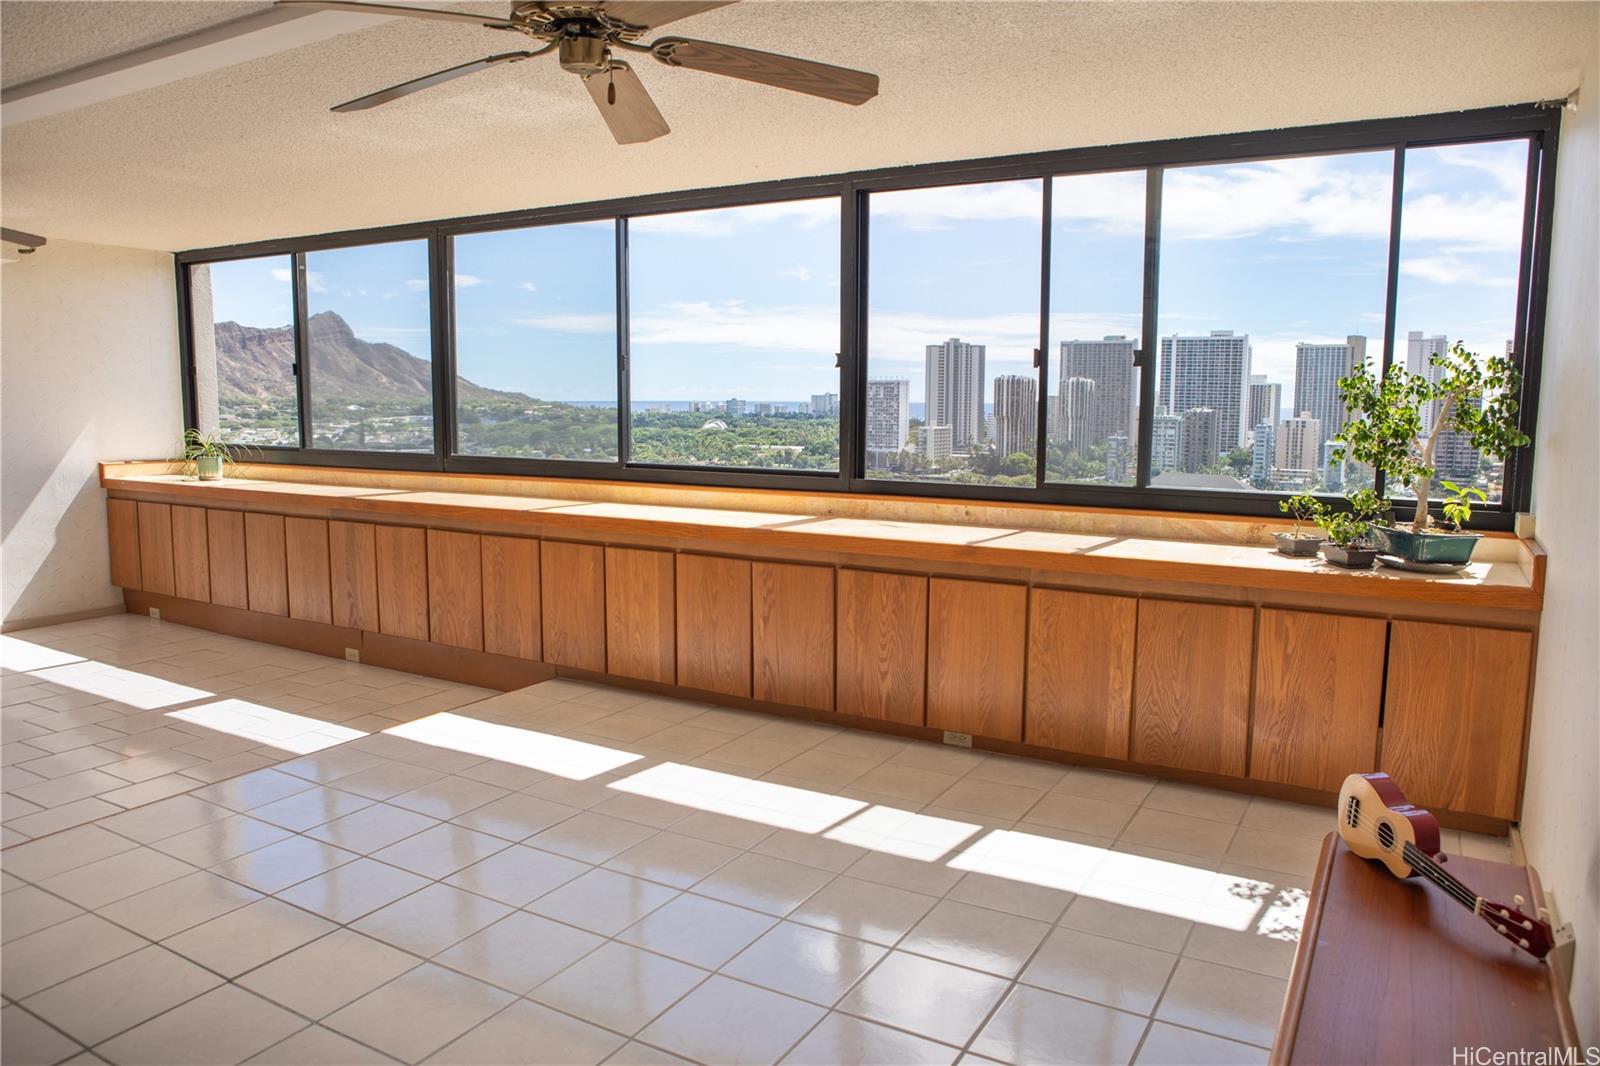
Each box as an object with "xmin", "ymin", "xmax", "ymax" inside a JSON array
[
  {"xmin": 1521, "ymin": 12, "xmax": 1600, "ymax": 1043},
  {"xmin": 1, "ymin": 239, "xmax": 182, "ymax": 626}
]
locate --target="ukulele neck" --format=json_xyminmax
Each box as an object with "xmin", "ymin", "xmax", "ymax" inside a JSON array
[{"xmin": 1400, "ymin": 841, "xmax": 1481, "ymax": 912}]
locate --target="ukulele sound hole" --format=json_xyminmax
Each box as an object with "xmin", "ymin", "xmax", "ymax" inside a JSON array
[
  {"xmin": 1377, "ymin": 820, "xmax": 1396, "ymax": 850},
  {"xmin": 1344, "ymin": 796, "xmax": 1360, "ymax": 828}
]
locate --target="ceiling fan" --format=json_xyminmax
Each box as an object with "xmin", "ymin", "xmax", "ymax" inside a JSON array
[{"xmin": 277, "ymin": 0, "xmax": 879, "ymax": 144}]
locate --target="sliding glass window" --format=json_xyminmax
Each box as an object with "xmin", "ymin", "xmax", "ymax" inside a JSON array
[
  {"xmin": 452, "ymin": 221, "xmax": 619, "ymax": 462},
  {"xmin": 189, "ymin": 255, "xmax": 299, "ymax": 447},
  {"xmin": 627, "ymin": 199, "xmax": 842, "ymax": 472},
  {"xmin": 304, "ymin": 238, "xmax": 434, "ymax": 453}
]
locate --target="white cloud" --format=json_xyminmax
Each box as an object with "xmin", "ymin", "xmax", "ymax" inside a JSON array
[
  {"xmin": 269, "ymin": 267, "xmax": 291, "ymax": 284},
  {"xmin": 268, "ymin": 266, "xmax": 327, "ymax": 293},
  {"xmin": 780, "ymin": 267, "xmax": 813, "ymax": 282},
  {"xmin": 455, "ymin": 274, "xmax": 484, "ymax": 288},
  {"xmin": 630, "ymin": 198, "xmax": 838, "ymax": 238},
  {"xmin": 519, "ymin": 281, "xmax": 538, "ymax": 293},
  {"xmin": 1400, "ymin": 255, "xmax": 1515, "ymax": 287},
  {"xmin": 404, "ymin": 278, "xmax": 428, "ymax": 291}
]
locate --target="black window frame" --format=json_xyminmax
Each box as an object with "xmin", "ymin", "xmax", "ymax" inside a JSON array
[{"xmin": 175, "ymin": 102, "xmax": 1561, "ymax": 530}]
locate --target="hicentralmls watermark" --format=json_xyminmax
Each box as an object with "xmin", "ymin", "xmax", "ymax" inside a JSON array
[{"xmin": 1453, "ymin": 1048, "xmax": 1600, "ymax": 1066}]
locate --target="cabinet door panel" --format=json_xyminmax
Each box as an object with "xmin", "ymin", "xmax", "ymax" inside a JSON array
[
  {"xmin": 285, "ymin": 517, "xmax": 333, "ymax": 625},
  {"xmin": 207, "ymin": 510, "xmax": 248, "ymax": 609},
  {"xmin": 482, "ymin": 535, "xmax": 541, "ymax": 661},
  {"xmin": 677, "ymin": 554, "xmax": 751, "ymax": 697},
  {"xmin": 752, "ymin": 561, "xmax": 834, "ymax": 712},
  {"xmin": 1251, "ymin": 608, "xmax": 1385, "ymax": 791},
  {"xmin": 107, "ymin": 499, "xmax": 142, "ymax": 590},
  {"xmin": 375, "ymin": 525, "xmax": 429, "ymax": 641},
  {"xmin": 1382, "ymin": 621, "xmax": 1532, "ymax": 819},
  {"xmin": 606, "ymin": 546, "xmax": 675, "ymax": 684},
  {"xmin": 1026, "ymin": 588, "xmax": 1136, "ymax": 757},
  {"xmin": 928, "ymin": 578, "xmax": 1026, "ymax": 741},
  {"xmin": 244, "ymin": 513, "xmax": 288, "ymax": 617},
  {"xmin": 428, "ymin": 529, "xmax": 484, "ymax": 651},
  {"xmin": 541, "ymin": 541, "xmax": 605, "ymax": 672},
  {"xmin": 329, "ymin": 520, "xmax": 379, "ymax": 631},
  {"xmin": 171, "ymin": 506, "xmax": 211, "ymax": 602},
  {"xmin": 837, "ymin": 569, "xmax": 927, "ymax": 726},
  {"xmin": 1132, "ymin": 598, "xmax": 1254, "ymax": 775},
  {"xmin": 136, "ymin": 502, "xmax": 175, "ymax": 597}
]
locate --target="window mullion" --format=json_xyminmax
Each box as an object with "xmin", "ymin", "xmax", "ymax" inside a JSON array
[
  {"xmin": 292, "ymin": 252, "xmax": 312, "ymax": 451},
  {"xmin": 1135, "ymin": 167, "xmax": 1163, "ymax": 489},
  {"xmin": 1033, "ymin": 178, "xmax": 1053, "ymax": 490},
  {"xmin": 615, "ymin": 217, "xmax": 631, "ymax": 469}
]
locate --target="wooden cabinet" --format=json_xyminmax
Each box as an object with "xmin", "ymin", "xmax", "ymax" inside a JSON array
[
  {"xmin": 328, "ymin": 520, "xmax": 379, "ymax": 631},
  {"xmin": 606, "ymin": 546, "xmax": 675, "ymax": 684},
  {"xmin": 1382, "ymin": 621, "xmax": 1533, "ymax": 820},
  {"xmin": 677, "ymin": 554, "xmax": 752, "ymax": 697},
  {"xmin": 1251, "ymin": 608, "xmax": 1386, "ymax": 791},
  {"xmin": 752, "ymin": 561, "xmax": 834, "ymax": 712},
  {"xmin": 106, "ymin": 499, "xmax": 142, "ymax": 590},
  {"xmin": 244, "ymin": 513, "xmax": 288, "ymax": 616},
  {"xmin": 837, "ymin": 568, "xmax": 927, "ymax": 726},
  {"xmin": 136, "ymin": 502, "xmax": 175, "ymax": 597},
  {"xmin": 541, "ymin": 540, "xmax": 606, "ymax": 672},
  {"xmin": 170, "ymin": 506, "xmax": 210, "ymax": 602},
  {"xmin": 284, "ymin": 517, "xmax": 332, "ymax": 625},
  {"xmin": 928, "ymin": 578, "xmax": 1026, "ymax": 741},
  {"xmin": 427, "ymin": 529, "xmax": 483, "ymax": 651},
  {"xmin": 207, "ymin": 509, "xmax": 248, "ymax": 609},
  {"xmin": 1026, "ymin": 588, "xmax": 1136, "ymax": 758},
  {"xmin": 1132, "ymin": 598, "xmax": 1254, "ymax": 776},
  {"xmin": 374, "ymin": 525, "xmax": 428, "ymax": 641},
  {"xmin": 482, "ymin": 535, "xmax": 541, "ymax": 661}
]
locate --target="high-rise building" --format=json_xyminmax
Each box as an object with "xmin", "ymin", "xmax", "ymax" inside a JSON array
[
  {"xmin": 1058, "ymin": 336, "xmax": 1136, "ymax": 450},
  {"xmin": 1060, "ymin": 376, "xmax": 1098, "ymax": 455},
  {"xmin": 992, "ymin": 375, "xmax": 1037, "ymax": 458},
  {"xmin": 925, "ymin": 338, "xmax": 986, "ymax": 452},
  {"xmin": 865, "ymin": 378, "xmax": 910, "ymax": 455},
  {"xmin": 1251, "ymin": 421, "xmax": 1275, "ymax": 488},
  {"xmin": 1151, "ymin": 414, "xmax": 1182, "ymax": 476},
  {"xmin": 1436, "ymin": 393, "xmax": 1484, "ymax": 483},
  {"xmin": 1179, "ymin": 407, "xmax": 1220, "ymax": 473},
  {"xmin": 1247, "ymin": 376, "xmax": 1282, "ymax": 443},
  {"xmin": 809, "ymin": 392, "xmax": 839, "ymax": 417},
  {"xmin": 924, "ymin": 424, "xmax": 953, "ymax": 463},
  {"xmin": 725, "ymin": 397, "xmax": 746, "ymax": 417},
  {"xmin": 1406, "ymin": 331, "xmax": 1450, "ymax": 433},
  {"xmin": 1276, "ymin": 411, "xmax": 1324, "ymax": 475},
  {"xmin": 1159, "ymin": 331, "xmax": 1251, "ymax": 450},
  {"xmin": 1294, "ymin": 335, "xmax": 1365, "ymax": 452},
  {"xmin": 1105, "ymin": 435, "xmax": 1130, "ymax": 483},
  {"xmin": 1322, "ymin": 439, "xmax": 1346, "ymax": 492}
]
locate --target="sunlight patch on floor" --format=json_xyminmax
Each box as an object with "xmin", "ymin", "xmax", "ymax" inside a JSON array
[
  {"xmin": 28, "ymin": 660, "xmax": 212, "ymax": 709},
  {"xmin": 612, "ymin": 762, "xmax": 867, "ymax": 833},
  {"xmin": 0, "ymin": 634, "xmax": 86, "ymax": 673},
  {"xmin": 385, "ymin": 712, "xmax": 643, "ymax": 779},
  {"xmin": 167, "ymin": 699, "xmax": 364, "ymax": 754}
]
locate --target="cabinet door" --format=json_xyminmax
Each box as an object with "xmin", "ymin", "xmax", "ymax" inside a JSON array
[
  {"xmin": 606, "ymin": 546, "xmax": 675, "ymax": 684},
  {"xmin": 106, "ymin": 499, "xmax": 142, "ymax": 590},
  {"xmin": 482, "ymin": 535, "xmax": 541, "ymax": 661},
  {"xmin": 207, "ymin": 510, "xmax": 248, "ymax": 609},
  {"xmin": 171, "ymin": 505, "xmax": 211, "ymax": 602},
  {"xmin": 428, "ymin": 529, "xmax": 484, "ymax": 651},
  {"xmin": 1251, "ymin": 608, "xmax": 1385, "ymax": 791},
  {"xmin": 1382, "ymin": 621, "xmax": 1533, "ymax": 819},
  {"xmin": 374, "ymin": 525, "xmax": 428, "ymax": 641},
  {"xmin": 1132, "ymin": 598, "xmax": 1254, "ymax": 775},
  {"xmin": 677, "ymin": 554, "xmax": 752, "ymax": 697},
  {"xmin": 329, "ymin": 520, "xmax": 379, "ymax": 631},
  {"xmin": 928, "ymin": 577, "xmax": 1026, "ymax": 741},
  {"xmin": 541, "ymin": 540, "xmax": 606, "ymax": 672},
  {"xmin": 1026, "ymin": 588, "xmax": 1136, "ymax": 758},
  {"xmin": 244, "ymin": 513, "xmax": 288, "ymax": 616},
  {"xmin": 285, "ymin": 517, "xmax": 332, "ymax": 624},
  {"xmin": 752, "ymin": 561, "xmax": 834, "ymax": 712},
  {"xmin": 837, "ymin": 569, "xmax": 927, "ymax": 726},
  {"xmin": 136, "ymin": 502, "xmax": 175, "ymax": 597}
]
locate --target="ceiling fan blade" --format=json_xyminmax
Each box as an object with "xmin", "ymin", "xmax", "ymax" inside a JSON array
[
  {"xmin": 650, "ymin": 37, "xmax": 877, "ymax": 105},
  {"xmin": 593, "ymin": 1, "xmax": 735, "ymax": 29},
  {"xmin": 275, "ymin": 0, "xmax": 517, "ymax": 30},
  {"xmin": 333, "ymin": 51, "xmax": 534, "ymax": 111},
  {"xmin": 583, "ymin": 61, "xmax": 669, "ymax": 144}
]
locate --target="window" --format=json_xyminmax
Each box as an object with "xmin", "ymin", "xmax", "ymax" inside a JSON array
[
  {"xmin": 305, "ymin": 239, "xmax": 434, "ymax": 453},
  {"xmin": 1154, "ymin": 150, "xmax": 1394, "ymax": 494},
  {"xmin": 627, "ymin": 199, "xmax": 842, "ymax": 472},
  {"xmin": 866, "ymin": 180, "xmax": 1044, "ymax": 486},
  {"xmin": 453, "ymin": 221, "xmax": 619, "ymax": 462},
  {"xmin": 189, "ymin": 255, "xmax": 298, "ymax": 447}
]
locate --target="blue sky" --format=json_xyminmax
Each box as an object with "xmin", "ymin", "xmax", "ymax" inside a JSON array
[{"xmin": 206, "ymin": 138, "xmax": 1528, "ymax": 410}]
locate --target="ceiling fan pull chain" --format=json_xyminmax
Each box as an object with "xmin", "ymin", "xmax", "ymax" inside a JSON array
[{"xmin": 608, "ymin": 67, "xmax": 617, "ymax": 106}]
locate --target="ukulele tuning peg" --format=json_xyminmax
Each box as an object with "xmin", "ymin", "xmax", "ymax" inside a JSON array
[
  {"xmin": 1514, "ymin": 894, "xmax": 1526, "ymax": 908},
  {"xmin": 1497, "ymin": 924, "xmax": 1509, "ymax": 934},
  {"xmin": 1519, "ymin": 938, "xmax": 1530, "ymax": 949}
]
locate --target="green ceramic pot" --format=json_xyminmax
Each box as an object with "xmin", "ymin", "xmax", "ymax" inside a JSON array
[
  {"xmin": 195, "ymin": 455, "xmax": 224, "ymax": 481},
  {"xmin": 1371, "ymin": 524, "xmax": 1481, "ymax": 564}
]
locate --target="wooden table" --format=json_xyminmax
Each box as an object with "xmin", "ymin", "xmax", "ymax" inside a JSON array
[{"xmin": 1273, "ymin": 834, "xmax": 1580, "ymax": 1063}]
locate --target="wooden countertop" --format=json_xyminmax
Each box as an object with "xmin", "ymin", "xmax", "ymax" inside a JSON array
[{"xmin": 100, "ymin": 470, "xmax": 1545, "ymax": 611}]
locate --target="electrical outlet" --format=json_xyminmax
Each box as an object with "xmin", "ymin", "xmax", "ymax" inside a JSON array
[
  {"xmin": 345, "ymin": 648, "xmax": 360, "ymax": 663},
  {"xmin": 148, "ymin": 607, "xmax": 161, "ymax": 621},
  {"xmin": 942, "ymin": 730, "xmax": 973, "ymax": 749}
]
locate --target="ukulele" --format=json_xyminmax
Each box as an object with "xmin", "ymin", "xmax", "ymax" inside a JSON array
[{"xmin": 1336, "ymin": 772, "xmax": 1557, "ymax": 959}]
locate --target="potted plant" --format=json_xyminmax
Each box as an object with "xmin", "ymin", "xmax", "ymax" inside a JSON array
[
  {"xmin": 181, "ymin": 429, "xmax": 241, "ymax": 481},
  {"xmin": 1275, "ymin": 493, "xmax": 1327, "ymax": 556},
  {"xmin": 1333, "ymin": 341, "xmax": 1528, "ymax": 567},
  {"xmin": 1314, "ymin": 488, "xmax": 1388, "ymax": 570}
]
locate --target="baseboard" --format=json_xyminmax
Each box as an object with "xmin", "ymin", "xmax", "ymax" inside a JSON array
[{"xmin": 1, "ymin": 604, "xmax": 126, "ymax": 633}]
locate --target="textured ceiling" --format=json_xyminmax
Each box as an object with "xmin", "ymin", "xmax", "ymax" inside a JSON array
[{"xmin": 1, "ymin": 0, "xmax": 1594, "ymax": 252}]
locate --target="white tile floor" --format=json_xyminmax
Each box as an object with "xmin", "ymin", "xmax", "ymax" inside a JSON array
[{"xmin": 1, "ymin": 615, "xmax": 1516, "ymax": 1066}]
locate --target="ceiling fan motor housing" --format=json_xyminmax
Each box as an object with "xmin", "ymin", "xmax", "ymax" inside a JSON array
[{"xmin": 558, "ymin": 34, "xmax": 609, "ymax": 75}]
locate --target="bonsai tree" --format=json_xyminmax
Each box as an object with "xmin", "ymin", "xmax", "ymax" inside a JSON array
[
  {"xmin": 1314, "ymin": 488, "xmax": 1389, "ymax": 547},
  {"xmin": 1332, "ymin": 341, "xmax": 1528, "ymax": 533},
  {"xmin": 1279, "ymin": 493, "xmax": 1328, "ymax": 538},
  {"xmin": 1440, "ymin": 480, "xmax": 1488, "ymax": 532}
]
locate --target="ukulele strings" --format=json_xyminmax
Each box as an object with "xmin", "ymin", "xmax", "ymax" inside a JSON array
[{"xmin": 1338, "ymin": 810, "xmax": 1482, "ymax": 910}]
